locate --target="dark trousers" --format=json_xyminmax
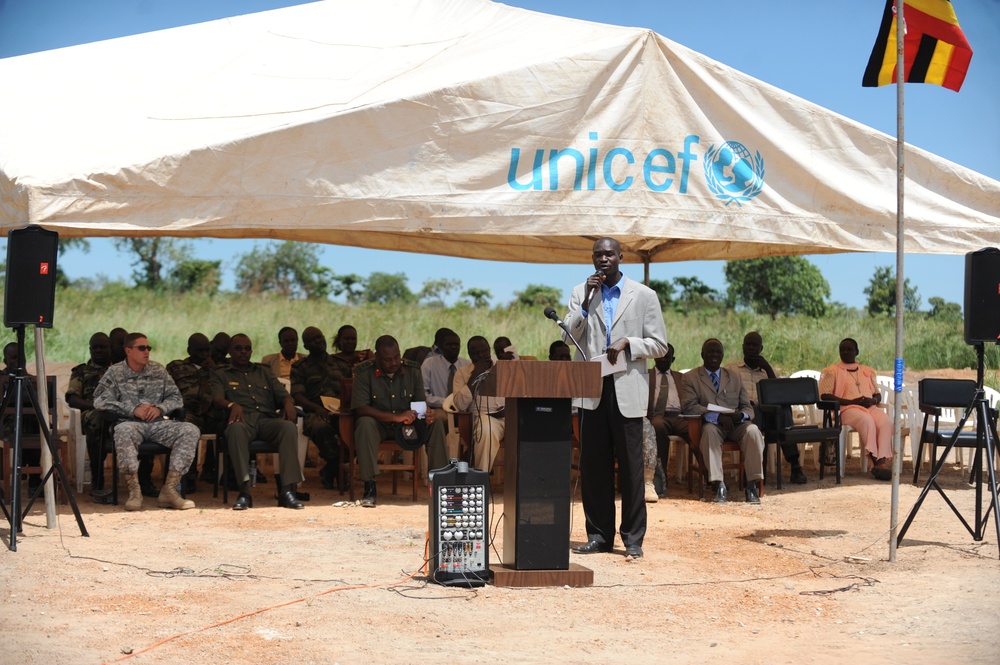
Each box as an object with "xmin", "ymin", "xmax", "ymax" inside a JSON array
[
  {"xmin": 579, "ymin": 377, "xmax": 646, "ymax": 549},
  {"xmin": 752, "ymin": 408, "xmax": 801, "ymax": 467}
]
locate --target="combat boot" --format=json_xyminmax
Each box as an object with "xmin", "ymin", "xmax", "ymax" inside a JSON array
[
  {"xmin": 158, "ymin": 470, "xmax": 195, "ymax": 510},
  {"xmin": 644, "ymin": 467, "xmax": 658, "ymax": 503},
  {"xmin": 124, "ymin": 472, "xmax": 143, "ymax": 511}
]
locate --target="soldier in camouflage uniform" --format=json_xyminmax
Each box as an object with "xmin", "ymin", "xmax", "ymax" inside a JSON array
[
  {"xmin": 290, "ymin": 326, "xmax": 350, "ymax": 490},
  {"xmin": 109, "ymin": 327, "xmax": 157, "ymax": 496},
  {"xmin": 93, "ymin": 332, "xmax": 199, "ymax": 511},
  {"xmin": 167, "ymin": 333, "xmax": 225, "ymax": 492},
  {"xmin": 65, "ymin": 332, "xmax": 112, "ymax": 491}
]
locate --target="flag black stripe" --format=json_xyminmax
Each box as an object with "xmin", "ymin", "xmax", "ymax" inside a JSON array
[
  {"xmin": 862, "ymin": 0, "xmax": 897, "ymax": 86},
  {"xmin": 907, "ymin": 34, "xmax": 939, "ymax": 83}
]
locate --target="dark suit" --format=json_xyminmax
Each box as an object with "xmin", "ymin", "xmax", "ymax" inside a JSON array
[
  {"xmin": 647, "ymin": 369, "xmax": 690, "ymax": 474},
  {"xmin": 680, "ymin": 366, "xmax": 764, "ymax": 483},
  {"xmin": 563, "ymin": 275, "xmax": 668, "ymax": 550}
]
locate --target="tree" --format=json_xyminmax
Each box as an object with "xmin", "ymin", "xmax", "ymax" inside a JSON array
[
  {"xmin": 927, "ymin": 296, "xmax": 962, "ymax": 323},
  {"xmin": 461, "ymin": 287, "xmax": 492, "ymax": 308},
  {"xmin": 418, "ymin": 278, "xmax": 463, "ymax": 307},
  {"xmin": 364, "ymin": 272, "xmax": 415, "ymax": 304},
  {"xmin": 113, "ymin": 238, "xmax": 188, "ymax": 290},
  {"xmin": 513, "ymin": 283, "xmax": 563, "ymax": 309},
  {"xmin": 167, "ymin": 259, "xmax": 221, "ymax": 295},
  {"xmin": 648, "ymin": 279, "xmax": 674, "ymax": 309},
  {"xmin": 724, "ymin": 256, "xmax": 829, "ymax": 320},
  {"xmin": 864, "ymin": 266, "xmax": 920, "ymax": 316},
  {"xmin": 672, "ymin": 276, "xmax": 723, "ymax": 314},
  {"xmin": 331, "ymin": 273, "xmax": 365, "ymax": 304},
  {"xmin": 234, "ymin": 241, "xmax": 332, "ymax": 299}
]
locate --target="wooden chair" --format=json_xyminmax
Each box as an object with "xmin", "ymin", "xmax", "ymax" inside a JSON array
[
  {"xmin": 338, "ymin": 378, "xmax": 419, "ymax": 501},
  {"xmin": 0, "ymin": 375, "xmax": 69, "ymax": 503},
  {"xmin": 757, "ymin": 378, "xmax": 842, "ymax": 488}
]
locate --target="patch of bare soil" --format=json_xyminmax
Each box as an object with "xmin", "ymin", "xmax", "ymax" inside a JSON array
[{"xmin": 3, "ymin": 445, "xmax": 999, "ymax": 665}]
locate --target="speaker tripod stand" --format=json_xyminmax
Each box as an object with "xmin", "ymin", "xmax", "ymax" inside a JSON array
[
  {"xmin": 0, "ymin": 325, "xmax": 88, "ymax": 551},
  {"xmin": 897, "ymin": 343, "xmax": 1000, "ymax": 558}
]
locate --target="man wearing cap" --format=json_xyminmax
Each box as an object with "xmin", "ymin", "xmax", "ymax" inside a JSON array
[{"xmin": 352, "ymin": 335, "xmax": 449, "ymax": 507}]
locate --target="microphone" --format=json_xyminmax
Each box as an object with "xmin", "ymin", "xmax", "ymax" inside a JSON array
[
  {"xmin": 585, "ymin": 269, "xmax": 604, "ymax": 304},
  {"xmin": 542, "ymin": 307, "xmax": 588, "ymax": 361}
]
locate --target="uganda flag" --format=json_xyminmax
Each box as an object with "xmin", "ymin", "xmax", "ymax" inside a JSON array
[{"xmin": 862, "ymin": 0, "xmax": 973, "ymax": 92}]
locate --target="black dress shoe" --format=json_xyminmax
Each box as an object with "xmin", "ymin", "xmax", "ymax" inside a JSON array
[
  {"xmin": 232, "ymin": 493, "xmax": 253, "ymax": 511},
  {"xmin": 256, "ymin": 471, "xmax": 268, "ymax": 484},
  {"xmin": 625, "ymin": 545, "xmax": 644, "ymax": 559},
  {"xmin": 790, "ymin": 466, "xmax": 808, "ymax": 485},
  {"xmin": 745, "ymin": 481, "xmax": 761, "ymax": 504},
  {"xmin": 319, "ymin": 464, "xmax": 336, "ymax": 490},
  {"xmin": 140, "ymin": 483, "xmax": 160, "ymax": 498},
  {"xmin": 361, "ymin": 480, "xmax": 377, "ymax": 507},
  {"xmin": 278, "ymin": 489, "xmax": 305, "ymax": 509},
  {"xmin": 572, "ymin": 540, "xmax": 613, "ymax": 554},
  {"xmin": 712, "ymin": 480, "xmax": 728, "ymax": 504},
  {"xmin": 295, "ymin": 491, "xmax": 310, "ymax": 502}
]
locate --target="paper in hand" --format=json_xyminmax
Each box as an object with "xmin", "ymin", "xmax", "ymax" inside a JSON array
[{"xmin": 595, "ymin": 353, "xmax": 626, "ymax": 377}]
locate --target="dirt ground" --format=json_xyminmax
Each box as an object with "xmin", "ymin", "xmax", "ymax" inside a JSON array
[{"xmin": 2, "ymin": 441, "xmax": 999, "ymax": 665}]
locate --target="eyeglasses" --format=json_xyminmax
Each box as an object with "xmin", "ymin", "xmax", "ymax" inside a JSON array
[
  {"xmin": 231, "ymin": 345, "xmax": 252, "ymax": 352},
  {"xmin": 130, "ymin": 345, "xmax": 153, "ymax": 352}
]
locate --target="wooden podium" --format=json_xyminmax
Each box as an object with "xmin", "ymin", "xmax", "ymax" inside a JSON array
[{"xmin": 479, "ymin": 360, "xmax": 601, "ymax": 587}]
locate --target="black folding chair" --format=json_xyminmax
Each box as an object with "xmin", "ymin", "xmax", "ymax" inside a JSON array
[
  {"xmin": 758, "ymin": 378, "xmax": 842, "ymax": 488},
  {"xmin": 914, "ymin": 378, "xmax": 986, "ymax": 484}
]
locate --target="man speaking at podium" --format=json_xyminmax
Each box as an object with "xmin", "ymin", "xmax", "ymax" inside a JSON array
[{"xmin": 562, "ymin": 238, "xmax": 668, "ymax": 559}]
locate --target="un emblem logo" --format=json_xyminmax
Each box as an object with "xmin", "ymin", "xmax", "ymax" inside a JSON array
[{"xmin": 704, "ymin": 141, "xmax": 765, "ymax": 206}]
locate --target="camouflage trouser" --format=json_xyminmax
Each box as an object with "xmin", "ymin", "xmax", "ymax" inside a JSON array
[
  {"xmin": 642, "ymin": 418, "xmax": 658, "ymax": 470},
  {"xmin": 114, "ymin": 420, "xmax": 200, "ymax": 475}
]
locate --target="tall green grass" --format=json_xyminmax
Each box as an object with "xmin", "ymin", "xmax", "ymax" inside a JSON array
[{"xmin": 3, "ymin": 286, "xmax": 997, "ymax": 388}]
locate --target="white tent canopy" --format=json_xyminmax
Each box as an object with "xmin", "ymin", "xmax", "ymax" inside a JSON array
[{"xmin": 1, "ymin": 0, "xmax": 998, "ymax": 264}]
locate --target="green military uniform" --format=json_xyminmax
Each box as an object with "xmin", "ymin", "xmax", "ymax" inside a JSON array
[
  {"xmin": 166, "ymin": 358, "xmax": 224, "ymax": 435},
  {"xmin": 290, "ymin": 354, "xmax": 353, "ymax": 475},
  {"xmin": 351, "ymin": 358, "xmax": 448, "ymax": 482},
  {"xmin": 66, "ymin": 360, "xmax": 110, "ymax": 487},
  {"xmin": 210, "ymin": 363, "xmax": 303, "ymax": 487}
]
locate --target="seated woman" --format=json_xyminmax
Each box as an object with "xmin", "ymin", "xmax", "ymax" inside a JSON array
[
  {"xmin": 819, "ymin": 338, "xmax": 892, "ymax": 480},
  {"xmin": 331, "ymin": 325, "xmax": 373, "ymax": 372}
]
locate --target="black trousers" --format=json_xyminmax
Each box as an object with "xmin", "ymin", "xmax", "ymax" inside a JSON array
[{"xmin": 579, "ymin": 377, "xmax": 646, "ymax": 549}]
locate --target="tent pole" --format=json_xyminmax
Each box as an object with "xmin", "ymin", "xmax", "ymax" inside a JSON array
[{"xmin": 889, "ymin": 0, "xmax": 905, "ymax": 563}]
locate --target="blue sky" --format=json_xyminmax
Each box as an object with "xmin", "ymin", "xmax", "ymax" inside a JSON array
[{"xmin": 1, "ymin": 0, "xmax": 997, "ymax": 309}]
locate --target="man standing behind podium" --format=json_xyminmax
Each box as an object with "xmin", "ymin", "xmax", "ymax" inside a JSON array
[{"xmin": 563, "ymin": 237, "xmax": 668, "ymax": 559}]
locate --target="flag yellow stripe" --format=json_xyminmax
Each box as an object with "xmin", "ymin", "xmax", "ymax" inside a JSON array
[
  {"xmin": 906, "ymin": 0, "xmax": 960, "ymax": 26},
  {"xmin": 877, "ymin": 19, "xmax": 900, "ymax": 86},
  {"xmin": 923, "ymin": 40, "xmax": 955, "ymax": 86}
]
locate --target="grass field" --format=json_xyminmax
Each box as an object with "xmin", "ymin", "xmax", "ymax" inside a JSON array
[{"xmin": 3, "ymin": 285, "xmax": 997, "ymax": 386}]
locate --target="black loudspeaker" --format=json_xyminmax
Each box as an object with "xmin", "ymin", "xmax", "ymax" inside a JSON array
[
  {"xmin": 4, "ymin": 225, "xmax": 59, "ymax": 328},
  {"xmin": 509, "ymin": 398, "xmax": 573, "ymax": 570},
  {"xmin": 964, "ymin": 248, "xmax": 1000, "ymax": 344}
]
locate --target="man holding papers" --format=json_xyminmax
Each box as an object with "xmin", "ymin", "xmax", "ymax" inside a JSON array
[
  {"xmin": 563, "ymin": 238, "xmax": 668, "ymax": 559},
  {"xmin": 681, "ymin": 338, "xmax": 765, "ymax": 504}
]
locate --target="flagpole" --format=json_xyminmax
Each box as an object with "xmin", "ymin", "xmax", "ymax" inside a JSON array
[{"xmin": 889, "ymin": 0, "xmax": 905, "ymax": 563}]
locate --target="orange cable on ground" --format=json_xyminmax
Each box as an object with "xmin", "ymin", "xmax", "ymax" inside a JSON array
[{"xmin": 103, "ymin": 568, "xmax": 420, "ymax": 664}]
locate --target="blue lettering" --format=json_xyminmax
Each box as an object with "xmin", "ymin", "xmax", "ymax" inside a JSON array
[
  {"xmin": 603, "ymin": 148, "xmax": 634, "ymax": 191},
  {"xmin": 678, "ymin": 135, "xmax": 699, "ymax": 194},
  {"xmin": 507, "ymin": 148, "xmax": 544, "ymax": 191},
  {"xmin": 548, "ymin": 149, "xmax": 585, "ymax": 191},
  {"xmin": 643, "ymin": 148, "xmax": 675, "ymax": 192}
]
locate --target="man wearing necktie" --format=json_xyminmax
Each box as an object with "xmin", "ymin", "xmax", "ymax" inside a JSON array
[
  {"xmin": 563, "ymin": 238, "xmax": 668, "ymax": 560},
  {"xmin": 680, "ymin": 338, "xmax": 765, "ymax": 504},
  {"xmin": 646, "ymin": 344, "xmax": 691, "ymax": 499}
]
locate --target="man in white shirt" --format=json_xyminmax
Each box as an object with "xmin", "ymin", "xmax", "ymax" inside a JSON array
[{"xmin": 646, "ymin": 344, "xmax": 690, "ymax": 499}]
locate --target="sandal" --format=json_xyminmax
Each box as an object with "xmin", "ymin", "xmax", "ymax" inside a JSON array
[{"xmin": 868, "ymin": 455, "xmax": 892, "ymax": 481}]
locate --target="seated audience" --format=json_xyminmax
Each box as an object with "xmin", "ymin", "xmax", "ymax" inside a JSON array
[
  {"xmin": 453, "ymin": 336, "xmax": 505, "ymax": 473},
  {"xmin": 548, "ymin": 340, "xmax": 572, "ymax": 361},
  {"xmin": 352, "ymin": 335, "xmax": 448, "ymax": 507},
  {"xmin": 66, "ymin": 333, "xmax": 113, "ymax": 493},
  {"xmin": 260, "ymin": 327, "xmax": 303, "ymax": 381},
  {"xmin": 819, "ymin": 337, "xmax": 892, "ymax": 481},
  {"xmin": 210, "ymin": 333, "xmax": 304, "ymax": 510},
  {"xmin": 726, "ymin": 331, "xmax": 807, "ymax": 485},
  {"xmin": 680, "ymin": 338, "xmax": 765, "ymax": 504},
  {"xmin": 291, "ymin": 326, "xmax": 346, "ymax": 490},
  {"xmin": 93, "ymin": 332, "xmax": 198, "ymax": 511},
  {"xmin": 646, "ymin": 344, "xmax": 690, "ymax": 500}
]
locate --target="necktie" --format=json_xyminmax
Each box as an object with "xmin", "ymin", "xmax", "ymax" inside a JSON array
[
  {"xmin": 448, "ymin": 363, "xmax": 456, "ymax": 395},
  {"xmin": 711, "ymin": 371, "xmax": 720, "ymax": 393},
  {"xmin": 653, "ymin": 372, "xmax": 670, "ymax": 414}
]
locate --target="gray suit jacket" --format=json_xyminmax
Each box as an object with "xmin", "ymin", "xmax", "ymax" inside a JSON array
[
  {"xmin": 680, "ymin": 365, "xmax": 755, "ymax": 422},
  {"xmin": 563, "ymin": 275, "xmax": 668, "ymax": 418}
]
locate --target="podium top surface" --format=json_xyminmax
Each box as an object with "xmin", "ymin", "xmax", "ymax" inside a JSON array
[{"xmin": 478, "ymin": 360, "xmax": 601, "ymax": 399}]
